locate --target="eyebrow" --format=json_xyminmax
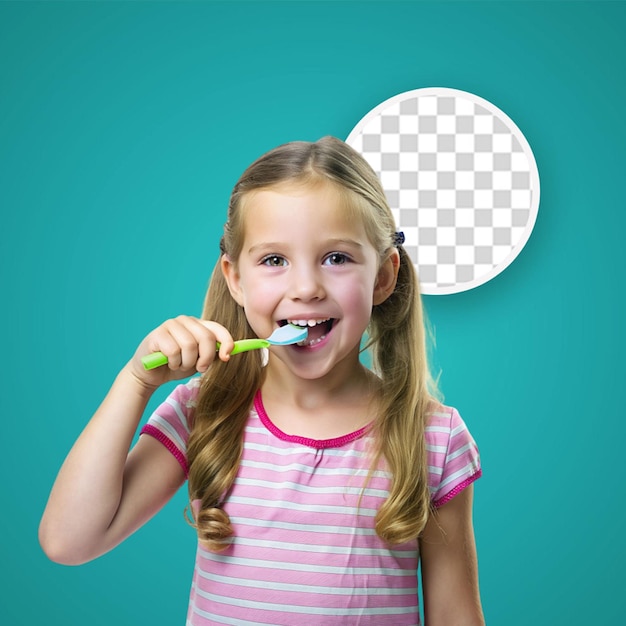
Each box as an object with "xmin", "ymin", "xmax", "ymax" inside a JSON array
[{"xmin": 247, "ymin": 238, "xmax": 365, "ymax": 255}]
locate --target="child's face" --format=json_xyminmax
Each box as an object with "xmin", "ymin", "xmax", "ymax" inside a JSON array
[{"xmin": 222, "ymin": 181, "xmax": 397, "ymax": 380}]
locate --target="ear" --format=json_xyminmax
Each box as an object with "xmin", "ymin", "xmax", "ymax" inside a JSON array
[
  {"xmin": 221, "ymin": 254, "xmax": 245, "ymax": 307},
  {"xmin": 373, "ymin": 248, "xmax": 400, "ymax": 305}
]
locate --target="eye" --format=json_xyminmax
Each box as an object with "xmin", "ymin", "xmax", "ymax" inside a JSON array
[
  {"xmin": 261, "ymin": 255, "xmax": 287, "ymax": 267},
  {"xmin": 324, "ymin": 252, "xmax": 349, "ymax": 266}
]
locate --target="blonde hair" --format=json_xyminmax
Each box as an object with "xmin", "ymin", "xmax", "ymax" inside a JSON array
[{"xmin": 187, "ymin": 136, "xmax": 438, "ymax": 550}]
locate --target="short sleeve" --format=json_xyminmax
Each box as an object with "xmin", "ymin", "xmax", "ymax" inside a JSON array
[
  {"xmin": 426, "ymin": 406, "xmax": 482, "ymax": 508},
  {"xmin": 139, "ymin": 377, "xmax": 200, "ymax": 478}
]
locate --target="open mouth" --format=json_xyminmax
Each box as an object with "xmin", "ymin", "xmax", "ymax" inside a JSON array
[{"xmin": 280, "ymin": 318, "xmax": 335, "ymax": 346}]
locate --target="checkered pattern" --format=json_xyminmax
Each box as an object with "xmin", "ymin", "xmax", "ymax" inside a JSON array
[{"xmin": 346, "ymin": 88, "xmax": 539, "ymax": 295}]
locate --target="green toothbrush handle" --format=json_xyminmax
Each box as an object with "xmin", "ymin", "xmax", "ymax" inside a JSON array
[
  {"xmin": 141, "ymin": 351, "xmax": 169, "ymax": 370},
  {"xmin": 141, "ymin": 338, "xmax": 270, "ymax": 370},
  {"xmin": 228, "ymin": 338, "xmax": 270, "ymax": 355}
]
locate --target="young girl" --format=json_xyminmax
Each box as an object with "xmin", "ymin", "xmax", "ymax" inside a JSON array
[{"xmin": 40, "ymin": 136, "xmax": 484, "ymax": 625}]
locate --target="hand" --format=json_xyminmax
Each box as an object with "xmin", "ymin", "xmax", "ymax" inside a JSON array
[{"xmin": 128, "ymin": 316, "xmax": 235, "ymax": 388}]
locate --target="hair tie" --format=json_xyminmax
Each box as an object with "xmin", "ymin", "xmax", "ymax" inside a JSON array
[{"xmin": 393, "ymin": 231, "xmax": 405, "ymax": 246}]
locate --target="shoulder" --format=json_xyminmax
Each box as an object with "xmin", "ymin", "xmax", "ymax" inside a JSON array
[
  {"xmin": 141, "ymin": 377, "xmax": 202, "ymax": 449},
  {"xmin": 426, "ymin": 402, "xmax": 465, "ymax": 431},
  {"xmin": 159, "ymin": 377, "xmax": 201, "ymax": 425},
  {"xmin": 425, "ymin": 403, "xmax": 471, "ymax": 457},
  {"xmin": 425, "ymin": 401, "xmax": 477, "ymax": 447},
  {"xmin": 171, "ymin": 376, "xmax": 202, "ymax": 407}
]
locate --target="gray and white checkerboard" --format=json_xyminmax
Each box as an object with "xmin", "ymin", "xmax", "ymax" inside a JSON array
[{"xmin": 346, "ymin": 87, "xmax": 540, "ymax": 295}]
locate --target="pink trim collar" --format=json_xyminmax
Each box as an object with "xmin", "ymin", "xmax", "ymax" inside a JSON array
[{"xmin": 253, "ymin": 390, "xmax": 369, "ymax": 450}]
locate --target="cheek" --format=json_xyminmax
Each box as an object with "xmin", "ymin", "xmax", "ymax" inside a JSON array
[
  {"xmin": 240, "ymin": 277, "xmax": 281, "ymax": 311},
  {"xmin": 339, "ymin": 282, "xmax": 376, "ymax": 319}
]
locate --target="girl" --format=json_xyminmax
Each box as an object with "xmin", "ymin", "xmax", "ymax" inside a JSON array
[{"xmin": 40, "ymin": 136, "xmax": 484, "ymax": 625}]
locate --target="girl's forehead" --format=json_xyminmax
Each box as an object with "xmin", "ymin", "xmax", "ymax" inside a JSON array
[
  {"xmin": 241, "ymin": 179, "xmax": 360, "ymax": 220},
  {"xmin": 246, "ymin": 188, "xmax": 352, "ymax": 229},
  {"xmin": 238, "ymin": 183, "xmax": 374, "ymax": 246}
]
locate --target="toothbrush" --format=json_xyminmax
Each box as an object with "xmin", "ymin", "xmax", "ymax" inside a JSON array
[{"xmin": 141, "ymin": 323, "xmax": 308, "ymax": 370}]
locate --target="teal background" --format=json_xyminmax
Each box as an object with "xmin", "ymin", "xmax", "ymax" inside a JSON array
[{"xmin": 1, "ymin": 1, "xmax": 625, "ymax": 623}]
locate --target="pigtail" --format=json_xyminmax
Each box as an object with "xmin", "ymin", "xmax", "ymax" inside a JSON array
[
  {"xmin": 186, "ymin": 259, "xmax": 265, "ymax": 551},
  {"xmin": 367, "ymin": 245, "xmax": 436, "ymax": 544}
]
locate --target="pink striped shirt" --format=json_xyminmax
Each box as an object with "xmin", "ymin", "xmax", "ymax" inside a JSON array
[{"xmin": 141, "ymin": 378, "xmax": 481, "ymax": 625}]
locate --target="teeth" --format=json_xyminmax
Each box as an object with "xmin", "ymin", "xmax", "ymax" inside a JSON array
[
  {"xmin": 284, "ymin": 318, "xmax": 333, "ymax": 347},
  {"xmin": 297, "ymin": 335, "xmax": 327, "ymax": 347},
  {"xmin": 289, "ymin": 318, "xmax": 330, "ymax": 328}
]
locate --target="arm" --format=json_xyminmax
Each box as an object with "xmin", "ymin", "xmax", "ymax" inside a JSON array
[
  {"xmin": 39, "ymin": 316, "xmax": 234, "ymax": 565},
  {"xmin": 420, "ymin": 485, "xmax": 485, "ymax": 626},
  {"xmin": 39, "ymin": 367, "xmax": 185, "ymax": 565}
]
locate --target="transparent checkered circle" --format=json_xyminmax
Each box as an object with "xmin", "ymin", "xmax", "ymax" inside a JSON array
[{"xmin": 346, "ymin": 87, "xmax": 540, "ymax": 295}]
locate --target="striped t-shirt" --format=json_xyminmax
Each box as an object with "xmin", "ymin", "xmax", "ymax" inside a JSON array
[{"xmin": 141, "ymin": 378, "xmax": 481, "ymax": 626}]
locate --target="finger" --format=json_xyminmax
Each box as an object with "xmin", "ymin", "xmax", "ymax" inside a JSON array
[
  {"xmin": 185, "ymin": 317, "xmax": 220, "ymax": 371},
  {"xmin": 144, "ymin": 318, "xmax": 196, "ymax": 372},
  {"xmin": 169, "ymin": 316, "xmax": 234, "ymax": 370},
  {"xmin": 196, "ymin": 319, "xmax": 235, "ymax": 362},
  {"xmin": 143, "ymin": 327, "xmax": 179, "ymax": 370},
  {"xmin": 165, "ymin": 317, "xmax": 206, "ymax": 371}
]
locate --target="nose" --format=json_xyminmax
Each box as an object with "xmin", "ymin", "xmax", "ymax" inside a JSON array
[{"xmin": 288, "ymin": 263, "xmax": 326, "ymax": 302}]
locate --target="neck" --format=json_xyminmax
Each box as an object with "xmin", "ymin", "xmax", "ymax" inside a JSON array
[
  {"xmin": 260, "ymin": 356, "xmax": 381, "ymax": 440},
  {"xmin": 263, "ymin": 356, "xmax": 375, "ymax": 408}
]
